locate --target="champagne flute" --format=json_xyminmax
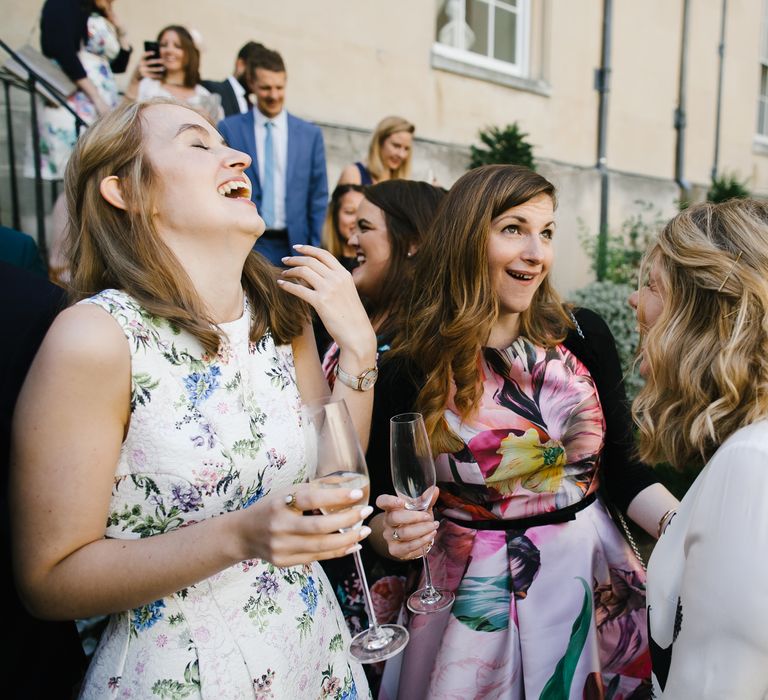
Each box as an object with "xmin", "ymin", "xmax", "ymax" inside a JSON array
[
  {"xmin": 303, "ymin": 397, "xmax": 409, "ymax": 663},
  {"xmin": 390, "ymin": 412, "xmax": 455, "ymax": 614}
]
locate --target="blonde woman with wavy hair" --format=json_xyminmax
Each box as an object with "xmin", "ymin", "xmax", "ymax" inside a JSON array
[
  {"xmin": 10, "ymin": 98, "xmax": 376, "ymax": 698},
  {"xmin": 371, "ymin": 164, "xmax": 677, "ymax": 699},
  {"xmin": 630, "ymin": 198, "xmax": 768, "ymax": 699},
  {"xmin": 338, "ymin": 116, "xmax": 415, "ymax": 186}
]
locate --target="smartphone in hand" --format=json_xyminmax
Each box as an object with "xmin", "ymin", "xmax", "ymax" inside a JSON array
[{"xmin": 143, "ymin": 41, "xmax": 164, "ymax": 75}]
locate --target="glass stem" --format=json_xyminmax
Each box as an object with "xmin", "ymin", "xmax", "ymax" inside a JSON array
[
  {"xmin": 352, "ymin": 549, "xmax": 385, "ymax": 643},
  {"xmin": 421, "ymin": 546, "xmax": 438, "ymax": 597}
]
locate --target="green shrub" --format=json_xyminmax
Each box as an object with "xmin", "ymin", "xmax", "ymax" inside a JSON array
[
  {"xmin": 569, "ymin": 281, "xmax": 642, "ymax": 400},
  {"xmin": 578, "ymin": 200, "xmax": 664, "ymax": 285},
  {"xmin": 469, "ymin": 123, "xmax": 535, "ymax": 170},
  {"xmin": 707, "ymin": 172, "xmax": 750, "ymax": 203}
]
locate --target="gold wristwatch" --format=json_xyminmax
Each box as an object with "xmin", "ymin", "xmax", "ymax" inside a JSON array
[{"xmin": 334, "ymin": 363, "xmax": 378, "ymax": 391}]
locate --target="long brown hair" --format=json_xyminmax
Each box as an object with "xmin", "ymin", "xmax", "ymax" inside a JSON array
[
  {"xmin": 321, "ymin": 183, "xmax": 364, "ymax": 259},
  {"xmin": 158, "ymin": 25, "xmax": 200, "ymax": 88},
  {"xmin": 367, "ymin": 116, "xmax": 415, "ymax": 182},
  {"xmin": 396, "ymin": 165, "xmax": 572, "ymax": 454},
  {"xmin": 633, "ymin": 199, "xmax": 768, "ymax": 468},
  {"xmin": 64, "ymin": 99, "xmax": 306, "ymax": 355},
  {"xmin": 362, "ymin": 180, "xmax": 446, "ymax": 338}
]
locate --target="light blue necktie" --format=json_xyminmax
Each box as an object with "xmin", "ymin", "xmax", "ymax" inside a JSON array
[{"xmin": 261, "ymin": 120, "xmax": 275, "ymax": 228}]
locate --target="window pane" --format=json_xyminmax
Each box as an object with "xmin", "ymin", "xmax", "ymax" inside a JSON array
[
  {"xmin": 494, "ymin": 6, "xmax": 518, "ymax": 64},
  {"xmin": 437, "ymin": 0, "xmax": 480, "ymax": 52},
  {"xmin": 466, "ymin": 0, "xmax": 489, "ymax": 57}
]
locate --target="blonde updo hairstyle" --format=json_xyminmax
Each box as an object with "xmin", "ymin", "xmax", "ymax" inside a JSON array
[{"xmin": 633, "ymin": 198, "xmax": 768, "ymax": 469}]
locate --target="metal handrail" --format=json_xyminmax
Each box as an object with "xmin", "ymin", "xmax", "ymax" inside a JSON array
[{"xmin": 0, "ymin": 37, "xmax": 87, "ymax": 261}]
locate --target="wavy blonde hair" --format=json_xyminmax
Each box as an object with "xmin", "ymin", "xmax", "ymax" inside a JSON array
[
  {"xmin": 395, "ymin": 165, "xmax": 572, "ymax": 454},
  {"xmin": 64, "ymin": 99, "xmax": 307, "ymax": 354},
  {"xmin": 366, "ymin": 116, "xmax": 415, "ymax": 182},
  {"xmin": 633, "ymin": 198, "xmax": 768, "ymax": 468}
]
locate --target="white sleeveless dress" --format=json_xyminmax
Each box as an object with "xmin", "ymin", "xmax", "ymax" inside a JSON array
[{"xmin": 78, "ymin": 289, "xmax": 368, "ymax": 700}]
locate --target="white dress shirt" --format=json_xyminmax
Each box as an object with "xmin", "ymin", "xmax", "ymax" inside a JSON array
[
  {"xmin": 226, "ymin": 75, "xmax": 248, "ymax": 114},
  {"xmin": 253, "ymin": 108, "xmax": 288, "ymax": 230}
]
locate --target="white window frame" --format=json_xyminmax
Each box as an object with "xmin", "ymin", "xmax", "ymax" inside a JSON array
[{"xmin": 433, "ymin": 0, "xmax": 531, "ymax": 79}]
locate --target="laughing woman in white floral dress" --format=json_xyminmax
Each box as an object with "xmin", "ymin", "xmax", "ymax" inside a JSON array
[{"xmin": 10, "ymin": 99, "xmax": 376, "ymax": 699}]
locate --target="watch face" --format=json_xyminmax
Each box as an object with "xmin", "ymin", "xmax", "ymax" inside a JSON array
[{"xmin": 360, "ymin": 368, "xmax": 378, "ymax": 391}]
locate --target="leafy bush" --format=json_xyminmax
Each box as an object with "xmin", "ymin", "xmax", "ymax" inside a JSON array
[
  {"xmin": 578, "ymin": 201, "xmax": 664, "ymax": 285},
  {"xmin": 707, "ymin": 172, "xmax": 750, "ymax": 203},
  {"xmin": 469, "ymin": 123, "xmax": 535, "ymax": 170},
  {"xmin": 569, "ymin": 281, "xmax": 642, "ymax": 399}
]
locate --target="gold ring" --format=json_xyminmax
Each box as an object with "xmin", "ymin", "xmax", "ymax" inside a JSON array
[
  {"xmin": 284, "ymin": 492, "xmax": 298, "ymax": 510},
  {"xmin": 392, "ymin": 527, "xmax": 401, "ymax": 541}
]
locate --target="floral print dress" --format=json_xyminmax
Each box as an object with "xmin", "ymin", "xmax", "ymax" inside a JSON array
[
  {"xmin": 381, "ymin": 338, "xmax": 650, "ymax": 700},
  {"xmin": 78, "ymin": 290, "xmax": 368, "ymax": 700}
]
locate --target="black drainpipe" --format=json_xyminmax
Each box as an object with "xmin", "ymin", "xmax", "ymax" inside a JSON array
[
  {"xmin": 595, "ymin": 0, "xmax": 613, "ymax": 281},
  {"xmin": 711, "ymin": 0, "xmax": 728, "ymax": 182},
  {"xmin": 674, "ymin": 0, "xmax": 692, "ymax": 203}
]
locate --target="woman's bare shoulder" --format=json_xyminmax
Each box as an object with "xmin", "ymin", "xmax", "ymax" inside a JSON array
[
  {"xmin": 337, "ymin": 163, "xmax": 362, "ymax": 186},
  {"xmin": 38, "ymin": 302, "xmax": 130, "ymax": 371}
]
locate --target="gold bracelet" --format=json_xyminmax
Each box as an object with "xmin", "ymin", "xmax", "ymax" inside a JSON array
[{"xmin": 657, "ymin": 508, "xmax": 676, "ymax": 538}]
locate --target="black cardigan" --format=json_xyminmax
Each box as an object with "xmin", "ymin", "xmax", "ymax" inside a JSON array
[
  {"xmin": 40, "ymin": 0, "xmax": 131, "ymax": 83},
  {"xmin": 365, "ymin": 307, "xmax": 658, "ymax": 517}
]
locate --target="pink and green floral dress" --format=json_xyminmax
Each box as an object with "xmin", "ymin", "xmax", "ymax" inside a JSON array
[
  {"xmin": 381, "ymin": 337, "xmax": 650, "ymax": 700},
  {"xmin": 78, "ymin": 290, "xmax": 369, "ymax": 700}
]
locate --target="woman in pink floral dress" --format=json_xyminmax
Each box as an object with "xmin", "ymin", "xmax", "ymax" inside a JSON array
[{"xmin": 373, "ymin": 165, "xmax": 679, "ymax": 699}]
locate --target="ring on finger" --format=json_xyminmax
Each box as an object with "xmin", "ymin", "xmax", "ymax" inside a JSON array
[
  {"xmin": 392, "ymin": 526, "xmax": 401, "ymax": 541},
  {"xmin": 284, "ymin": 492, "xmax": 299, "ymax": 511}
]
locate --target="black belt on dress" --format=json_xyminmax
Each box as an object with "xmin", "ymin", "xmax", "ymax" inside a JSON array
[
  {"xmin": 443, "ymin": 492, "xmax": 597, "ymax": 531},
  {"xmin": 261, "ymin": 228, "xmax": 288, "ymax": 240}
]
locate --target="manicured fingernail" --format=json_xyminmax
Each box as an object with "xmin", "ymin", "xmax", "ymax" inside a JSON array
[
  {"xmin": 358, "ymin": 526, "xmax": 371, "ymax": 538},
  {"xmin": 359, "ymin": 506, "xmax": 373, "ymax": 518},
  {"xmin": 348, "ymin": 489, "xmax": 363, "ymax": 499},
  {"xmin": 432, "ymin": 521, "xmax": 440, "ymax": 529},
  {"xmin": 293, "ymin": 244, "xmax": 303, "ymax": 249},
  {"xmin": 281, "ymin": 256, "xmax": 290, "ymax": 263},
  {"xmin": 344, "ymin": 544, "xmax": 362, "ymax": 554},
  {"xmin": 276, "ymin": 279, "xmax": 285, "ymax": 285}
]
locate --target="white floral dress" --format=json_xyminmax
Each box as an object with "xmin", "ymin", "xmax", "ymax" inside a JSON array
[{"xmin": 78, "ymin": 289, "xmax": 368, "ymax": 700}]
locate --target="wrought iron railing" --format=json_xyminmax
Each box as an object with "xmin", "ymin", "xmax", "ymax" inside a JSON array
[{"xmin": 0, "ymin": 37, "xmax": 86, "ymax": 262}]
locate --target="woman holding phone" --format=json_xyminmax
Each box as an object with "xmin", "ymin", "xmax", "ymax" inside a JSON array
[{"xmin": 125, "ymin": 25, "xmax": 222, "ymax": 122}]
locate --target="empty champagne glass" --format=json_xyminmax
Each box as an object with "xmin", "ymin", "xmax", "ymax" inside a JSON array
[
  {"xmin": 303, "ymin": 397, "xmax": 409, "ymax": 662},
  {"xmin": 390, "ymin": 412, "xmax": 455, "ymax": 614}
]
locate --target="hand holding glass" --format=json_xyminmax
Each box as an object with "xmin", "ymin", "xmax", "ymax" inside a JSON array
[
  {"xmin": 303, "ymin": 398, "xmax": 409, "ymax": 662},
  {"xmin": 390, "ymin": 412, "xmax": 454, "ymax": 614}
]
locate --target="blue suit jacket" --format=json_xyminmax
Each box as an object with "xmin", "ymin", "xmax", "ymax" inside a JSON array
[{"xmin": 218, "ymin": 110, "xmax": 328, "ymax": 251}]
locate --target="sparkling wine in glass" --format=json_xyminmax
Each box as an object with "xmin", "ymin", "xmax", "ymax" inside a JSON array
[
  {"xmin": 303, "ymin": 397, "xmax": 409, "ymax": 662},
  {"xmin": 390, "ymin": 412, "xmax": 455, "ymax": 614}
]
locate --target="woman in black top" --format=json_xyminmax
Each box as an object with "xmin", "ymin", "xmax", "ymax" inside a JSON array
[{"xmin": 35, "ymin": 0, "xmax": 132, "ymax": 282}]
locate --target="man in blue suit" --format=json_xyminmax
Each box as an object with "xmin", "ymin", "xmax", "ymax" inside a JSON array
[{"xmin": 218, "ymin": 47, "xmax": 328, "ymax": 265}]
